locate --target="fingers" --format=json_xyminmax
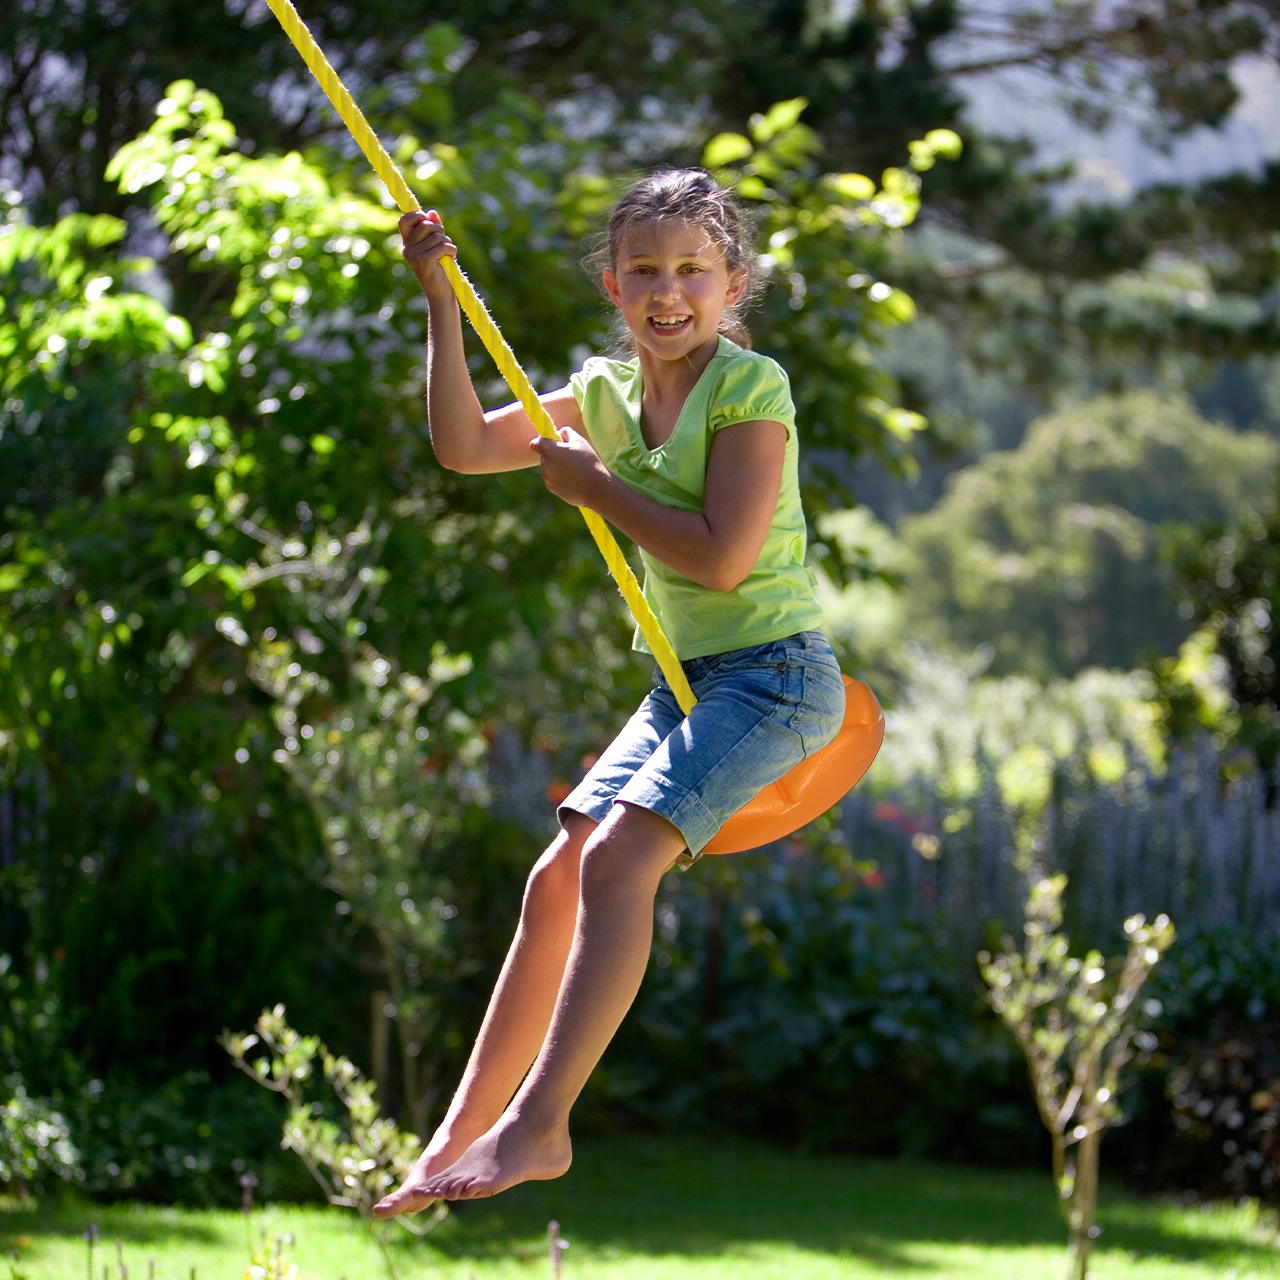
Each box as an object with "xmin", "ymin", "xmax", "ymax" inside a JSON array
[
  {"xmin": 401, "ymin": 224, "xmax": 456, "ymax": 258},
  {"xmin": 399, "ymin": 210, "xmax": 456, "ymax": 260},
  {"xmin": 398, "ymin": 208, "xmax": 446, "ymax": 239},
  {"xmin": 399, "ymin": 210, "xmax": 459, "ymax": 297},
  {"xmin": 529, "ymin": 428, "xmax": 577, "ymax": 452}
]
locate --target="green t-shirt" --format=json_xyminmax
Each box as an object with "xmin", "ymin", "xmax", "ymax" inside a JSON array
[{"xmin": 569, "ymin": 335, "xmax": 824, "ymax": 661}]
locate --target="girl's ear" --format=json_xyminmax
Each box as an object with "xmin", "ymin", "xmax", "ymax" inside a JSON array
[
  {"xmin": 602, "ymin": 268, "xmax": 622, "ymax": 306},
  {"xmin": 724, "ymin": 265, "xmax": 749, "ymax": 308}
]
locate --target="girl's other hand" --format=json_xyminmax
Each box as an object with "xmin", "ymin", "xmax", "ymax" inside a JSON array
[
  {"xmin": 532, "ymin": 427, "xmax": 612, "ymax": 508},
  {"xmin": 399, "ymin": 209, "xmax": 458, "ymax": 303}
]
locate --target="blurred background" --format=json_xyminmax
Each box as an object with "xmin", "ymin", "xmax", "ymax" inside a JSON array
[{"xmin": 3, "ymin": 0, "xmax": 1280, "ymax": 1236}]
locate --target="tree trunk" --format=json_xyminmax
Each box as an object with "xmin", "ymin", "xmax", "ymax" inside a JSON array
[
  {"xmin": 370, "ymin": 990, "xmax": 391, "ymax": 1111},
  {"xmin": 703, "ymin": 883, "xmax": 723, "ymax": 1037},
  {"xmin": 401, "ymin": 1033, "xmax": 437, "ymax": 1143},
  {"xmin": 1065, "ymin": 1060, "xmax": 1101, "ymax": 1280}
]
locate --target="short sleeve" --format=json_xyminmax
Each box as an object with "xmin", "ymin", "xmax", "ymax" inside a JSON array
[
  {"xmin": 708, "ymin": 353, "xmax": 796, "ymax": 438},
  {"xmin": 569, "ymin": 356, "xmax": 607, "ymax": 414}
]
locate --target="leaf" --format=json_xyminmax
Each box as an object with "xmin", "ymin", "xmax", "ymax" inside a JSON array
[
  {"xmin": 882, "ymin": 289, "xmax": 917, "ymax": 323},
  {"xmin": 703, "ymin": 133, "xmax": 754, "ymax": 169},
  {"xmin": 924, "ymin": 128, "xmax": 963, "ymax": 158},
  {"xmin": 163, "ymin": 315, "xmax": 192, "ymax": 348},
  {"xmin": 0, "ymin": 564, "xmax": 27, "ymax": 593},
  {"xmin": 750, "ymin": 98, "xmax": 808, "ymax": 144},
  {"xmin": 824, "ymin": 173, "xmax": 876, "ymax": 201},
  {"xmin": 876, "ymin": 405, "xmax": 927, "ymax": 440}
]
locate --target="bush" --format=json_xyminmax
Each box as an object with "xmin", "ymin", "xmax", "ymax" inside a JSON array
[
  {"xmin": 589, "ymin": 839, "xmax": 1042, "ymax": 1164},
  {"xmin": 1114, "ymin": 928, "xmax": 1280, "ymax": 1200},
  {"xmin": 72, "ymin": 1070, "xmax": 317, "ymax": 1206},
  {"xmin": 0, "ymin": 1075, "xmax": 78, "ymax": 1193}
]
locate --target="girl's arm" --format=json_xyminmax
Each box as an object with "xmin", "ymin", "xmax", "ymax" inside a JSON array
[
  {"xmin": 532, "ymin": 420, "xmax": 787, "ymax": 592},
  {"xmin": 400, "ymin": 210, "xmax": 584, "ymax": 474}
]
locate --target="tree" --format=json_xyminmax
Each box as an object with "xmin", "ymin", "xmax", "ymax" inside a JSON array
[
  {"xmin": 981, "ymin": 875, "xmax": 1174, "ymax": 1280},
  {"xmin": 1163, "ymin": 480, "xmax": 1280, "ymax": 776},
  {"xmin": 0, "ymin": 0, "xmax": 726, "ymax": 219},
  {"xmin": 900, "ymin": 392, "xmax": 1278, "ymax": 677},
  {"xmin": 224, "ymin": 1005, "xmax": 443, "ymax": 1280},
  {"xmin": 6, "ymin": 0, "xmax": 1275, "ymax": 218},
  {"xmin": 0, "ymin": 76, "xmax": 617, "ymax": 1086},
  {"xmin": 0, "ymin": 76, "xmax": 939, "ymax": 1120},
  {"xmin": 9, "ymin": 0, "xmax": 1278, "ymax": 473}
]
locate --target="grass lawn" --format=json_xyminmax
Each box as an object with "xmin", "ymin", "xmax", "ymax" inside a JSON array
[{"xmin": 4, "ymin": 1136, "xmax": 1278, "ymax": 1279}]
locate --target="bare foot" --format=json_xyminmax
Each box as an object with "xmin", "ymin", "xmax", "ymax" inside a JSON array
[
  {"xmin": 374, "ymin": 1131, "xmax": 475, "ymax": 1218},
  {"xmin": 420, "ymin": 1112, "xmax": 572, "ymax": 1201}
]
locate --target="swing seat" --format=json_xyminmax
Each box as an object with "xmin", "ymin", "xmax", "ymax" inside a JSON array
[{"xmin": 703, "ymin": 676, "xmax": 884, "ymax": 855}]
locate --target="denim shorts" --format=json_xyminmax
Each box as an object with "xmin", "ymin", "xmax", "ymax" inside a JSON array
[{"xmin": 558, "ymin": 630, "xmax": 845, "ymax": 864}]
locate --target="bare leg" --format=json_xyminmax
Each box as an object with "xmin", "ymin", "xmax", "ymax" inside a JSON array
[
  {"xmin": 373, "ymin": 812, "xmax": 596, "ymax": 1217},
  {"xmin": 419, "ymin": 802, "xmax": 685, "ymax": 1200}
]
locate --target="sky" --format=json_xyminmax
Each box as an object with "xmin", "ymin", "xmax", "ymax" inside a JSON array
[{"xmin": 958, "ymin": 53, "xmax": 1280, "ymax": 203}]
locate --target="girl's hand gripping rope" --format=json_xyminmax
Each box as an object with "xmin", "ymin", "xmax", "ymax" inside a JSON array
[
  {"xmin": 399, "ymin": 209, "xmax": 458, "ymax": 303},
  {"xmin": 531, "ymin": 427, "xmax": 613, "ymax": 509}
]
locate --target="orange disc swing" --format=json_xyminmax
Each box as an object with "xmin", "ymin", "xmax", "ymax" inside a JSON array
[{"xmin": 264, "ymin": 0, "xmax": 885, "ymax": 853}]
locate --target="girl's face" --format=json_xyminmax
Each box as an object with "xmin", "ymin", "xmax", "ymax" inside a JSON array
[{"xmin": 602, "ymin": 218, "xmax": 747, "ymax": 363}]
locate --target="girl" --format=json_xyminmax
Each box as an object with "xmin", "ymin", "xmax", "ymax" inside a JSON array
[{"xmin": 375, "ymin": 169, "xmax": 845, "ymax": 1210}]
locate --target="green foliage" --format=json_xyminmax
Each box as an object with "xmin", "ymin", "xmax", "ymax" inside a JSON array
[
  {"xmin": 980, "ymin": 875, "xmax": 1174, "ymax": 1280},
  {"xmin": 900, "ymin": 393, "xmax": 1278, "ymax": 677},
  {"xmin": 981, "ymin": 877, "xmax": 1174, "ymax": 1144},
  {"xmin": 0, "ymin": 75, "xmax": 613, "ymax": 1099},
  {"xmin": 73, "ymin": 1071, "xmax": 316, "ymax": 1205},
  {"xmin": 871, "ymin": 648, "xmax": 1168, "ymax": 853},
  {"xmin": 0, "ymin": 1082, "xmax": 77, "ymax": 1193},
  {"xmin": 0, "ymin": 956, "xmax": 78, "ymax": 1195},
  {"xmin": 250, "ymin": 603, "xmax": 483, "ymax": 1135},
  {"xmin": 0, "ymin": 74, "xmax": 942, "ymax": 1136},
  {"xmin": 224, "ymin": 1005, "xmax": 442, "ymax": 1280},
  {"xmin": 1121, "ymin": 929, "xmax": 1280, "ymax": 1201},
  {"xmin": 1145, "ymin": 626, "xmax": 1239, "ymax": 751},
  {"xmin": 599, "ymin": 842, "xmax": 1032, "ymax": 1162},
  {"xmin": 1150, "ymin": 928, "xmax": 1280, "ymax": 1034},
  {"xmin": 704, "ymin": 98, "xmax": 946, "ymax": 501},
  {"xmin": 244, "ymin": 1231, "xmax": 299, "ymax": 1280},
  {"xmin": 9, "ymin": 0, "xmax": 1270, "ymax": 221},
  {"xmin": 1163, "ymin": 483, "xmax": 1280, "ymax": 771}
]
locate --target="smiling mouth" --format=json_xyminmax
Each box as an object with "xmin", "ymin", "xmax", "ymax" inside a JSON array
[{"xmin": 648, "ymin": 314, "xmax": 692, "ymax": 335}]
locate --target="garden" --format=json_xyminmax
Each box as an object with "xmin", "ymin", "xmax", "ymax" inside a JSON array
[{"xmin": 3, "ymin": 1, "xmax": 1280, "ymax": 1276}]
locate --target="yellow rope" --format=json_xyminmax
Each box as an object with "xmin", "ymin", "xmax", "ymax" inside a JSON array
[{"xmin": 264, "ymin": 0, "xmax": 697, "ymax": 714}]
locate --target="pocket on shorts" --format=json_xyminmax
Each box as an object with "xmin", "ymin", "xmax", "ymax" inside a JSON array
[
  {"xmin": 789, "ymin": 661, "xmax": 846, "ymax": 757},
  {"xmin": 705, "ymin": 638, "xmax": 792, "ymax": 678}
]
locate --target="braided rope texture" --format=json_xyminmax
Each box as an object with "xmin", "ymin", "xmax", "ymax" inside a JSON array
[{"xmin": 264, "ymin": 0, "xmax": 697, "ymax": 714}]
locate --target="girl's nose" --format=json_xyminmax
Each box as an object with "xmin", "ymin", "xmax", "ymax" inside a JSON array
[
  {"xmin": 650, "ymin": 280, "xmax": 680, "ymax": 307},
  {"xmin": 653, "ymin": 272, "xmax": 680, "ymax": 303}
]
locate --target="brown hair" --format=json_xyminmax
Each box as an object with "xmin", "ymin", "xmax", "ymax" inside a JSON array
[{"xmin": 589, "ymin": 168, "xmax": 762, "ymax": 350}]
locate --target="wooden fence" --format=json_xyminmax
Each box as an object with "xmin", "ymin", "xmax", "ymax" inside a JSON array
[{"xmin": 843, "ymin": 743, "xmax": 1280, "ymax": 946}]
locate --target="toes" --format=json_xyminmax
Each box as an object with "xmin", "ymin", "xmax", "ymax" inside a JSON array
[
  {"xmin": 443, "ymin": 1175, "xmax": 482, "ymax": 1201},
  {"xmin": 372, "ymin": 1193, "xmax": 403, "ymax": 1218},
  {"xmin": 373, "ymin": 1186, "xmax": 433, "ymax": 1218}
]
